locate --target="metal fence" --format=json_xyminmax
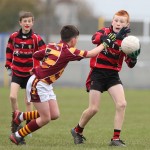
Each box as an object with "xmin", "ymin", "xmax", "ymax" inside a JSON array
[
  {"xmin": 54, "ymin": 35, "xmax": 150, "ymax": 89},
  {"xmin": 1, "ymin": 33, "xmax": 150, "ymax": 89}
]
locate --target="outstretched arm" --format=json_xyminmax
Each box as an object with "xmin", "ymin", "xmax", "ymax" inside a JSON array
[
  {"xmin": 86, "ymin": 44, "xmax": 104, "ymax": 58},
  {"xmin": 86, "ymin": 33, "xmax": 116, "ymax": 58}
]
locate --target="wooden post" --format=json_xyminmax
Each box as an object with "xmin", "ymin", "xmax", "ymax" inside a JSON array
[{"xmin": 98, "ymin": 17, "xmax": 104, "ymax": 29}]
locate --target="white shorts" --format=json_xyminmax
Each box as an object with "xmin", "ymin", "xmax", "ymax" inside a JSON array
[{"xmin": 26, "ymin": 75, "xmax": 56, "ymax": 102}]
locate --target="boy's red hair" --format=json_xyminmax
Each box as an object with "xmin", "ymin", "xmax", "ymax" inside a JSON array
[{"xmin": 114, "ymin": 10, "xmax": 130, "ymax": 23}]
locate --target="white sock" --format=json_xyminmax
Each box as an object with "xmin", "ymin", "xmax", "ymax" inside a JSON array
[
  {"xmin": 19, "ymin": 113, "xmax": 24, "ymax": 121},
  {"xmin": 15, "ymin": 132, "xmax": 22, "ymax": 138}
]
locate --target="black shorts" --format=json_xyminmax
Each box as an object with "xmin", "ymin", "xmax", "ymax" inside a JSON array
[
  {"xmin": 11, "ymin": 74, "xmax": 31, "ymax": 89},
  {"xmin": 90, "ymin": 68, "xmax": 122, "ymax": 93}
]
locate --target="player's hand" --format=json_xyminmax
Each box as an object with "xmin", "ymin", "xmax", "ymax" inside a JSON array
[
  {"xmin": 29, "ymin": 69, "xmax": 34, "ymax": 75},
  {"xmin": 102, "ymin": 33, "xmax": 116, "ymax": 48},
  {"xmin": 116, "ymin": 27, "xmax": 131, "ymax": 40},
  {"xmin": 7, "ymin": 68, "xmax": 12, "ymax": 76},
  {"xmin": 127, "ymin": 48, "xmax": 140, "ymax": 59}
]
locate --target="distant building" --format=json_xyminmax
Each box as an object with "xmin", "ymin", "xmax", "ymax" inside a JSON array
[{"xmin": 54, "ymin": 0, "xmax": 79, "ymax": 27}]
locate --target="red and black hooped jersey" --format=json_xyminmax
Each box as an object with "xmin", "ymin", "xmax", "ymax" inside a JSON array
[
  {"xmin": 91, "ymin": 26, "xmax": 137, "ymax": 72},
  {"xmin": 5, "ymin": 29, "xmax": 46, "ymax": 77},
  {"xmin": 32, "ymin": 41, "xmax": 87, "ymax": 84}
]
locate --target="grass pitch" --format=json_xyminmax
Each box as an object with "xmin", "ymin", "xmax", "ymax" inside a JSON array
[{"xmin": 0, "ymin": 86, "xmax": 150, "ymax": 150}]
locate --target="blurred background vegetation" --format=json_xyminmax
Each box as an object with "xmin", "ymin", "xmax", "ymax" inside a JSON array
[
  {"xmin": 0, "ymin": 0, "xmax": 150, "ymax": 88},
  {"xmin": 0, "ymin": 0, "xmax": 40, "ymax": 32},
  {"xmin": 0, "ymin": 0, "xmax": 97, "ymax": 35}
]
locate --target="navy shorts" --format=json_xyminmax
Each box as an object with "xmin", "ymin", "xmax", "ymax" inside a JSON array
[
  {"xmin": 90, "ymin": 68, "xmax": 122, "ymax": 93},
  {"xmin": 11, "ymin": 74, "xmax": 31, "ymax": 89}
]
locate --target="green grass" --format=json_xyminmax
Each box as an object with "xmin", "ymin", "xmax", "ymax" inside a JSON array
[{"xmin": 0, "ymin": 87, "xmax": 150, "ymax": 150}]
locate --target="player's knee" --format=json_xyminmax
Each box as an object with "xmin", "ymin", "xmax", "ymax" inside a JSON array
[
  {"xmin": 44, "ymin": 119, "xmax": 51, "ymax": 124},
  {"xmin": 25, "ymin": 101, "xmax": 31, "ymax": 106},
  {"xmin": 42, "ymin": 120, "xmax": 50, "ymax": 126},
  {"xmin": 10, "ymin": 95, "xmax": 17, "ymax": 102},
  {"xmin": 42, "ymin": 116, "xmax": 51, "ymax": 125},
  {"xmin": 51, "ymin": 112, "xmax": 60, "ymax": 120},
  {"xmin": 121, "ymin": 101, "xmax": 127, "ymax": 108},
  {"xmin": 116, "ymin": 101, "xmax": 127, "ymax": 110},
  {"xmin": 89, "ymin": 107, "xmax": 99, "ymax": 115},
  {"xmin": 51, "ymin": 116, "xmax": 59, "ymax": 120}
]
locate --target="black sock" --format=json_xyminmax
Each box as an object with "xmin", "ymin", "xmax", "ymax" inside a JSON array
[{"xmin": 26, "ymin": 120, "xmax": 31, "ymax": 125}]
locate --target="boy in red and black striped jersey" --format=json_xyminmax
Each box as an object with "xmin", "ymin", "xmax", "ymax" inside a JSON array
[
  {"xmin": 71, "ymin": 10, "xmax": 140, "ymax": 146},
  {"xmin": 5, "ymin": 11, "xmax": 46, "ymax": 136},
  {"xmin": 9, "ymin": 25, "xmax": 116, "ymax": 145}
]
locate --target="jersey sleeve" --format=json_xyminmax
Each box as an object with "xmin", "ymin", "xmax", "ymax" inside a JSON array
[
  {"xmin": 33, "ymin": 34, "xmax": 46, "ymax": 67},
  {"xmin": 92, "ymin": 29, "xmax": 105, "ymax": 45},
  {"xmin": 33, "ymin": 34, "xmax": 46, "ymax": 53},
  {"xmin": 5, "ymin": 35, "xmax": 14, "ymax": 69},
  {"xmin": 37, "ymin": 35, "xmax": 46, "ymax": 50},
  {"xmin": 67, "ymin": 47, "xmax": 88, "ymax": 61}
]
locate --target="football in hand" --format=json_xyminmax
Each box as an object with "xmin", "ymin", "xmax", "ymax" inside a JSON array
[{"xmin": 121, "ymin": 35, "xmax": 140, "ymax": 54}]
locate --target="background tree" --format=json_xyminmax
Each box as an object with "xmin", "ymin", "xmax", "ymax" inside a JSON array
[
  {"xmin": 0, "ymin": 0, "xmax": 96, "ymax": 34},
  {"xmin": 0, "ymin": 0, "xmax": 43, "ymax": 32}
]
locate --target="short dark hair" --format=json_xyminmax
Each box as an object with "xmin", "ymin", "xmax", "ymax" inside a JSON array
[
  {"xmin": 19, "ymin": 11, "xmax": 34, "ymax": 21},
  {"xmin": 60, "ymin": 25, "xmax": 79, "ymax": 42}
]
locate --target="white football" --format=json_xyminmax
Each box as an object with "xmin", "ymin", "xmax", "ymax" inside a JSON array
[{"xmin": 121, "ymin": 35, "xmax": 140, "ymax": 54}]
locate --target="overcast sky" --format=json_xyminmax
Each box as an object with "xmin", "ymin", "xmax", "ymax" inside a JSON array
[{"xmin": 85, "ymin": 0, "xmax": 150, "ymax": 20}]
